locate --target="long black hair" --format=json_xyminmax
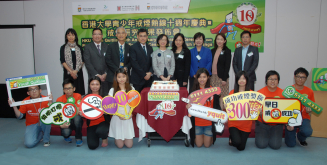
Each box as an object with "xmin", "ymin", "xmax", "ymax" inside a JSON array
[
  {"xmin": 65, "ymin": 28, "xmax": 80, "ymax": 46},
  {"xmin": 213, "ymin": 33, "xmax": 227, "ymax": 50},
  {"xmin": 171, "ymin": 33, "xmax": 189, "ymax": 53},
  {"xmin": 192, "ymin": 68, "xmax": 211, "ymax": 92},
  {"xmin": 87, "ymin": 76, "xmax": 104, "ymax": 97},
  {"xmin": 234, "ymin": 71, "xmax": 250, "ymax": 93}
]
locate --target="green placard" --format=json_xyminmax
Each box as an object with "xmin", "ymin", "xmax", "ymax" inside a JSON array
[
  {"xmin": 282, "ymin": 86, "xmax": 323, "ymax": 114},
  {"xmin": 311, "ymin": 68, "xmax": 327, "ymax": 91}
]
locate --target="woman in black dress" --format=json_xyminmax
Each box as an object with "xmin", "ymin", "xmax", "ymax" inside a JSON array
[
  {"xmin": 60, "ymin": 28, "xmax": 85, "ymax": 95},
  {"xmin": 171, "ymin": 33, "xmax": 191, "ymax": 88}
]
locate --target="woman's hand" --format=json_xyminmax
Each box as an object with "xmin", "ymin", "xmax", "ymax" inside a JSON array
[
  {"xmin": 221, "ymin": 81, "xmax": 227, "ymax": 86},
  {"xmin": 60, "ymin": 122, "xmax": 70, "ymax": 129},
  {"xmin": 186, "ymin": 104, "xmax": 192, "ymax": 109},
  {"xmin": 183, "ymin": 82, "xmax": 188, "ymax": 86},
  {"xmin": 70, "ymin": 72, "xmax": 77, "ymax": 79}
]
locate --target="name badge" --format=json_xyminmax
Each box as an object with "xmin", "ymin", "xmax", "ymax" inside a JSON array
[
  {"xmin": 247, "ymin": 52, "xmax": 253, "ymax": 56},
  {"xmin": 178, "ymin": 54, "xmax": 184, "ymax": 59},
  {"xmin": 104, "ymin": 53, "xmax": 106, "ymax": 56},
  {"xmin": 120, "ymin": 62, "xmax": 124, "ymax": 66},
  {"xmin": 196, "ymin": 55, "xmax": 201, "ymax": 60},
  {"xmin": 220, "ymin": 51, "xmax": 224, "ymax": 55},
  {"xmin": 71, "ymin": 48, "xmax": 75, "ymax": 51},
  {"xmin": 166, "ymin": 55, "xmax": 171, "ymax": 58},
  {"xmin": 127, "ymin": 53, "xmax": 129, "ymax": 57}
]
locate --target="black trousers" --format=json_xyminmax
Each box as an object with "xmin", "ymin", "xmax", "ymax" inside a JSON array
[
  {"xmin": 87, "ymin": 121, "xmax": 109, "ymax": 150},
  {"xmin": 248, "ymin": 80, "xmax": 255, "ymax": 91},
  {"xmin": 188, "ymin": 76, "xmax": 195, "ymax": 93},
  {"xmin": 229, "ymin": 127, "xmax": 250, "ymax": 151},
  {"xmin": 134, "ymin": 77, "xmax": 153, "ymax": 93}
]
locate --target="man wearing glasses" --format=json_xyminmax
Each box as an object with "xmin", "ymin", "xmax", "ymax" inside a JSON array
[
  {"xmin": 8, "ymin": 86, "xmax": 53, "ymax": 147},
  {"xmin": 285, "ymin": 67, "xmax": 314, "ymax": 147},
  {"xmin": 232, "ymin": 30, "xmax": 259, "ymax": 90},
  {"xmin": 84, "ymin": 28, "xmax": 110, "ymax": 94},
  {"xmin": 56, "ymin": 79, "xmax": 83, "ymax": 146}
]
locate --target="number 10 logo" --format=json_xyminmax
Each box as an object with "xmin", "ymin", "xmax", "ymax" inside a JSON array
[{"xmin": 236, "ymin": 3, "xmax": 257, "ymax": 25}]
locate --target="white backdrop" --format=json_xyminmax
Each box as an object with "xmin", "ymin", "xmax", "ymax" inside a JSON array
[{"xmin": 1, "ymin": 0, "xmax": 327, "ymax": 100}]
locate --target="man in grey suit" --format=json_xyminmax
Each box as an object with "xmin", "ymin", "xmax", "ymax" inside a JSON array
[
  {"xmin": 84, "ymin": 28, "xmax": 110, "ymax": 94},
  {"xmin": 129, "ymin": 28, "xmax": 154, "ymax": 93},
  {"xmin": 105, "ymin": 27, "xmax": 131, "ymax": 87},
  {"xmin": 232, "ymin": 31, "xmax": 259, "ymax": 90}
]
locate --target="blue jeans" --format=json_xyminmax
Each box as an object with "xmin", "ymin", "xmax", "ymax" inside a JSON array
[
  {"xmin": 24, "ymin": 122, "xmax": 51, "ymax": 148},
  {"xmin": 285, "ymin": 119, "xmax": 313, "ymax": 147},
  {"xmin": 195, "ymin": 126, "xmax": 213, "ymax": 137},
  {"xmin": 61, "ymin": 115, "xmax": 83, "ymax": 140}
]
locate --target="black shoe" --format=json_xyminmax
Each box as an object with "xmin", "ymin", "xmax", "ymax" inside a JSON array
[{"xmin": 299, "ymin": 141, "xmax": 308, "ymax": 146}]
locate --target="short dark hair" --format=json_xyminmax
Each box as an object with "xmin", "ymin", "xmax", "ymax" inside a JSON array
[
  {"xmin": 62, "ymin": 78, "xmax": 75, "ymax": 88},
  {"xmin": 65, "ymin": 28, "xmax": 79, "ymax": 45},
  {"xmin": 156, "ymin": 34, "xmax": 169, "ymax": 47},
  {"xmin": 171, "ymin": 33, "xmax": 189, "ymax": 53},
  {"xmin": 265, "ymin": 70, "xmax": 280, "ymax": 85},
  {"xmin": 92, "ymin": 28, "xmax": 102, "ymax": 34},
  {"xmin": 234, "ymin": 71, "xmax": 250, "ymax": 93},
  {"xmin": 193, "ymin": 32, "xmax": 205, "ymax": 42},
  {"xmin": 240, "ymin": 30, "xmax": 251, "ymax": 38},
  {"xmin": 214, "ymin": 33, "xmax": 227, "ymax": 50},
  {"xmin": 137, "ymin": 28, "xmax": 148, "ymax": 35},
  {"xmin": 294, "ymin": 67, "xmax": 309, "ymax": 77}
]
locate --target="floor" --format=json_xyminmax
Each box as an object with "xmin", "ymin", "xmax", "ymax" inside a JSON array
[{"xmin": 0, "ymin": 118, "xmax": 326, "ymax": 165}]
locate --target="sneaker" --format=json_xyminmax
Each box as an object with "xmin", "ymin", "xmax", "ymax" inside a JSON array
[
  {"xmin": 76, "ymin": 139, "xmax": 83, "ymax": 147},
  {"xmin": 299, "ymin": 141, "xmax": 308, "ymax": 146},
  {"xmin": 44, "ymin": 142, "xmax": 50, "ymax": 147},
  {"xmin": 64, "ymin": 137, "xmax": 72, "ymax": 143}
]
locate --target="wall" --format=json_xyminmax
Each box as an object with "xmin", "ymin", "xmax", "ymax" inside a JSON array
[{"xmin": 1, "ymin": 0, "xmax": 327, "ymax": 100}]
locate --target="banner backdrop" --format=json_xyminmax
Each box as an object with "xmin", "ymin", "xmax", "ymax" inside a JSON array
[{"xmin": 72, "ymin": 0, "xmax": 265, "ymax": 52}]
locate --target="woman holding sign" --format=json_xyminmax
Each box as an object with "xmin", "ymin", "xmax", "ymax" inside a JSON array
[
  {"xmin": 226, "ymin": 71, "xmax": 252, "ymax": 151},
  {"xmin": 256, "ymin": 70, "xmax": 284, "ymax": 150},
  {"xmin": 152, "ymin": 34, "xmax": 175, "ymax": 81},
  {"xmin": 108, "ymin": 68, "xmax": 135, "ymax": 148},
  {"xmin": 84, "ymin": 77, "xmax": 110, "ymax": 150},
  {"xmin": 60, "ymin": 28, "xmax": 85, "ymax": 95},
  {"xmin": 186, "ymin": 68, "xmax": 217, "ymax": 148}
]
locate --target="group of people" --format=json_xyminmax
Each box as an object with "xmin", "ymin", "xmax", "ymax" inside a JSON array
[{"xmin": 8, "ymin": 27, "xmax": 314, "ymax": 152}]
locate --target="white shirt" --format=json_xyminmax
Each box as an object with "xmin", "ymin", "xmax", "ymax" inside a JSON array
[
  {"xmin": 118, "ymin": 42, "xmax": 125, "ymax": 54},
  {"xmin": 94, "ymin": 42, "xmax": 101, "ymax": 51}
]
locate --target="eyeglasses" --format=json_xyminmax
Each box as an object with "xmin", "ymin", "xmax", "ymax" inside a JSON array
[
  {"xmin": 92, "ymin": 33, "xmax": 102, "ymax": 36},
  {"xmin": 242, "ymin": 36, "xmax": 250, "ymax": 39},
  {"xmin": 64, "ymin": 87, "xmax": 73, "ymax": 91},
  {"xmin": 268, "ymin": 78, "xmax": 278, "ymax": 82},
  {"xmin": 28, "ymin": 88, "xmax": 39, "ymax": 92},
  {"xmin": 295, "ymin": 76, "xmax": 307, "ymax": 80}
]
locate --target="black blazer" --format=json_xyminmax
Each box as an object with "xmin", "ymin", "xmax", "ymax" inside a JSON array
[
  {"xmin": 129, "ymin": 42, "xmax": 153, "ymax": 85},
  {"xmin": 83, "ymin": 42, "xmax": 108, "ymax": 80},
  {"xmin": 232, "ymin": 45, "xmax": 259, "ymax": 81},
  {"xmin": 211, "ymin": 47, "xmax": 232, "ymax": 81},
  {"xmin": 105, "ymin": 42, "xmax": 131, "ymax": 83},
  {"xmin": 173, "ymin": 49, "xmax": 191, "ymax": 87}
]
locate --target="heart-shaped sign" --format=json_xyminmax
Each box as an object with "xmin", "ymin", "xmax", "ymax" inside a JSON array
[
  {"xmin": 101, "ymin": 96, "xmax": 118, "ymax": 115},
  {"xmin": 127, "ymin": 90, "xmax": 141, "ymax": 108}
]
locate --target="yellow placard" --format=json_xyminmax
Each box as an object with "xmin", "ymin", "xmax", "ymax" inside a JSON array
[
  {"xmin": 223, "ymin": 91, "xmax": 265, "ymax": 120},
  {"xmin": 262, "ymin": 98, "xmax": 301, "ymax": 124}
]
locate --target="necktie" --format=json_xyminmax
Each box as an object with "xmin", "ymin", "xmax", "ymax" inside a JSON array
[
  {"xmin": 97, "ymin": 45, "xmax": 101, "ymax": 55},
  {"xmin": 120, "ymin": 45, "xmax": 124, "ymax": 68},
  {"xmin": 143, "ymin": 45, "xmax": 147, "ymax": 56}
]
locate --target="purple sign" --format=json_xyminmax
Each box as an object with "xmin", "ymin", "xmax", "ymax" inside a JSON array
[{"xmin": 101, "ymin": 96, "xmax": 118, "ymax": 114}]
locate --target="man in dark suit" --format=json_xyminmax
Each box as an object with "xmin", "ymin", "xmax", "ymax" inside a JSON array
[
  {"xmin": 232, "ymin": 31, "xmax": 259, "ymax": 90},
  {"xmin": 129, "ymin": 28, "xmax": 153, "ymax": 93},
  {"xmin": 105, "ymin": 27, "xmax": 131, "ymax": 87},
  {"xmin": 84, "ymin": 28, "xmax": 110, "ymax": 94}
]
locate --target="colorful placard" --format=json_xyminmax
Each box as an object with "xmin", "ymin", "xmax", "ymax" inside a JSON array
[
  {"xmin": 223, "ymin": 91, "xmax": 265, "ymax": 120},
  {"xmin": 263, "ymin": 98, "xmax": 302, "ymax": 125},
  {"xmin": 148, "ymin": 92, "xmax": 180, "ymax": 101},
  {"xmin": 80, "ymin": 94, "xmax": 104, "ymax": 120},
  {"xmin": 6, "ymin": 73, "xmax": 52, "ymax": 107},
  {"xmin": 40, "ymin": 98, "xmax": 77, "ymax": 125},
  {"xmin": 282, "ymin": 86, "xmax": 323, "ymax": 114},
  {"xmin": 311, "ymin": 68, "xmax": 327, "ymax": 91},
  {"xmin": 149, "ymin": 101, "xmax": 176, "ymax": 120},
  {"xmin": 188, "ymin": 87, "xmax": 221, "ymax": 105},
  {"xmin": 101, "ymin": 90, "xmax": 141, "ymax": 119}
]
